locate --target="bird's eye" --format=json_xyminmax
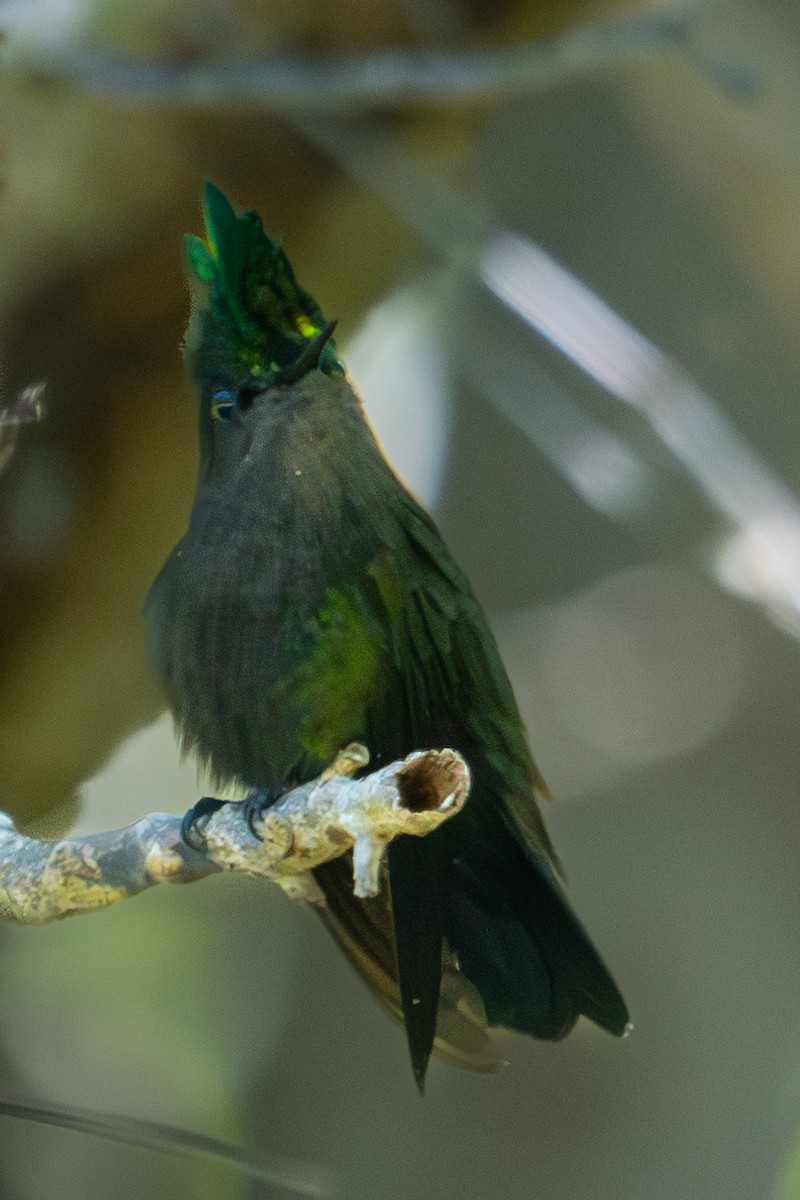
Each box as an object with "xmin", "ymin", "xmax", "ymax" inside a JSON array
[{"xmin": 211, "ymin": 389, "xmax": 236, "ymax": 422}]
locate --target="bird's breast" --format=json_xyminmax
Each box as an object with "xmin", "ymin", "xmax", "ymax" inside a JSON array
[{"xmin": 146, "ymin": 484, "xmax": 393, "ymax": 789}]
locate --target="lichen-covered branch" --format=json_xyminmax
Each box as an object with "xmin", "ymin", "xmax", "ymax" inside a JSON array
[{"xmin": 0, "ymin": 745, "xmax": 470, "ymax": 925}]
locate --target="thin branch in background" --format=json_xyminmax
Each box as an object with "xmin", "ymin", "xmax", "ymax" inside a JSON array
[
  {"xmin": 0, "ymin": 1095, "xmax": 333, "ymax": 1197},
  {"xmin": 0, "ymin": 745, "xmax": 469, "ymax": 924},
  {"xmin": 3, "ymin": 7, "xmax": 756, "ymax": 113},
  {"xmin": 0, "ymin": 380, "xmax": 46, "ymax": 476},
  {"xmin": 478, "ymin": 234, "xmax": 800, "ymax": 637}
]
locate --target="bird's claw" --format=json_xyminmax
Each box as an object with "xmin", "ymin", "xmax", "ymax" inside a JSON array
[
  {"xmin": 242, "ymin": 789, "xmax": 279, "ymax": 838},
  {"xmin": 181, "ymin": 796, "xmax": 227, "ymax": 851}
]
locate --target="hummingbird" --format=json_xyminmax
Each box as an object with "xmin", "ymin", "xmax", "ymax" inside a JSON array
[{"xmin": 145, "ymin": 183, "xmax": 628, "ymax": 1088}]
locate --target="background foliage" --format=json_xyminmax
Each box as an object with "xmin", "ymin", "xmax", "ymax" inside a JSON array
[{"xmin": 0, "ymin": 1, "xmax": 798, "ymax": 1197}]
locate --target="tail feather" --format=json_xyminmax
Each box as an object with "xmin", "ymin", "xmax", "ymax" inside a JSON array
[
  {"xmin": 447, "ymin": 829, "xmax": 629, "ymax": 1039},
  {"xmin": 386, "ymin": 836, "xmax": 443, "ymax": 1091},
  {"xmin": 314, "ymin": 853, "xmax": 503, "ymax": 1075}
]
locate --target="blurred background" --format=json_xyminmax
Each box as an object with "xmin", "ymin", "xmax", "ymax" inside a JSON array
[{"xmin": 0, "ymin": 0, "xmax": 799, "ymax": 1196}]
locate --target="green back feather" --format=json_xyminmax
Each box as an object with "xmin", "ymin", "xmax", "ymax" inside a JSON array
[{"xmin": 184, "ymin": 183, "xmax": 339, "ymax": 389}]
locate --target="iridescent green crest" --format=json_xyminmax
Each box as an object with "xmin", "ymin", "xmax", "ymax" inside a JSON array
[{"xmin": 184, "ymin": 182, "xmax": 339, "ymax": 387}]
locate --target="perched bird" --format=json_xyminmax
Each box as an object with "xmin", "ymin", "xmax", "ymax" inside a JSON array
[{"xmin": 145, "ymin": 184, "xmax": 628, "ymax": 1088}]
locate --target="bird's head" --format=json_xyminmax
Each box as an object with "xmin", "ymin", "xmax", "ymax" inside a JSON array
[{"xmin": 184, "ymin": 183, "xmax": 344, "ymax": 463}]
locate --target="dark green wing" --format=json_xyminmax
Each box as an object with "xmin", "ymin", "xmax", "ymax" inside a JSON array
[{"xmin": 314, "ymin": 491, "xmax": 628, "ymax": 1082}]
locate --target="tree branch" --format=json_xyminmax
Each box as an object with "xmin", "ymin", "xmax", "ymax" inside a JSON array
[
  {"xmin": 4, "ymin": 8, "xmax": 748, "ymax": 114},
  {"xmin": 0, "ymin": 745, "xmax": 470, "ymax": 924},
  {"xmin": 0, "ymin": 382, "xmax": 46, "ymax": 477}
]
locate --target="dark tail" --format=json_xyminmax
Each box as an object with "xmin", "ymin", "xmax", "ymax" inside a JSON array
[{"xmin": 443, "ymin": 825, "xmax": 629, "ymax": 1040}]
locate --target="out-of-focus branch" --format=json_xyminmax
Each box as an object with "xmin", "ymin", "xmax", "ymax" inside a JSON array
[
  {"xmin": 0, "ymin": 745, "xmax": 469, "ymax": 924},
  {"xmin": 0, "ymin": 1095, "xmax": 333, "ymax": 1197},
  {"xmin": 4, "ymin": 8, "xmax": 753, "ymax": 113},
  {"xmin": 0, "ymin": 382, "xmax": 46, "ymax": 476}
]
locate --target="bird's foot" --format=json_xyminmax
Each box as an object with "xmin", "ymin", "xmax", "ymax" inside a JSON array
[
  {"xmin": 242, "ymin": 788, "xmax": 282, "ymax": 839},
  {"xmin": 181, "ymin": 796, "xmax": 227, "ymax": 852}
]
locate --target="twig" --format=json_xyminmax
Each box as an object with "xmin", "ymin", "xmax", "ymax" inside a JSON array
[
  {"xmin": 0, "ymin": 745, "xmax": 470, "ymax": 924},
  {"xmin": 4, "ymin": 9, "xmax": 747, "ymax": 113},
  {"xmin": 0, "ymin": 381, "xmax": 46, "ymax": 477},
  {"xmin": 0, "ymin": 1095, "xmax": 333, "ymax": 1197}
]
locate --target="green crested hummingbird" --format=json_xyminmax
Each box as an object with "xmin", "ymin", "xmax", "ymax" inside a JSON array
[{"xmin": 145, "ymin": 184, "xmax": 628, "ymax": 1087}]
